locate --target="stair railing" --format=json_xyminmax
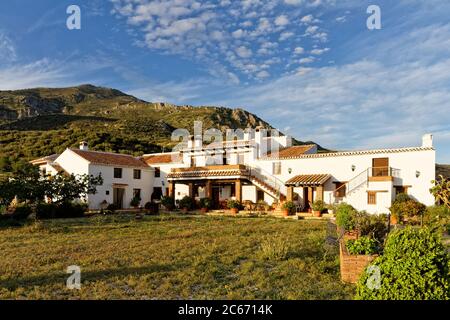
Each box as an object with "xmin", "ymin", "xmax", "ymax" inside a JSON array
[{"xmin": 246, "ymin": 165, "xmax": 287, "ymax": 197}]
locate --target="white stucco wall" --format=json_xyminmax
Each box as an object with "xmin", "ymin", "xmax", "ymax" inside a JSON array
[
  {"xmin": 254, "ymin": 148, "xmax": 435, "ymax": 213},
  {"xmin": 87, "ymin": 165, "xmax": 154, "ymax": 210}
]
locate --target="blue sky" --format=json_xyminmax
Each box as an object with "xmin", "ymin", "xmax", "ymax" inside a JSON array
[{"xmin": 0, "ymin": 0, "xmax": 449, "ymax": 162}]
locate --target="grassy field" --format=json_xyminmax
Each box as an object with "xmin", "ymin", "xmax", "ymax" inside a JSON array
[{"xmin": 0, "ymin": 215, "xmax": 354, "ymax": 300}]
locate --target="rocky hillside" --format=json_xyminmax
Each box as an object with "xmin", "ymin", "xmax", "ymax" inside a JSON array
[{"xmin": 0, "ymin": 84, "xmax": 317, "ymax": 170}]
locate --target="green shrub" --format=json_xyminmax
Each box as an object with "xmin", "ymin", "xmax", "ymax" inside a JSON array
[
  {"xmin": 106, "ymin": 203, "xmax": 118, "ymax": 212},
  {"xmin": 11, "ymin": 204, "xmax": 32, "ymax": 221},
  {"xmin": 227, "ymin": 200, "xmax": 241, "ymax": 210},
  {"xmin": 179, "ymin": 196, "xmax": 194, "ymax": 211},
  {"xmin": 57, "ymin": 202, "xmax": 87, "ymax": 218},
  {"xmin": 335, "ymin": 203, "xmax": 358, "ymax": 231},
  {"xmin": 346, "ymin": 236, "xmax": 379, "ymax": 255},
  {"xmin": 358, "ymin": 213, "xmax": 389, "ymax": 243},
  {"xmin": 161, "ymin": 196, "xmax": 175, "ymax": 211},
  {"xmin": 355, "ymin": 227, "xmax": 450, "ymax": 300},
  {"xmin": 282, "ymin": 201, "xmax": 296, "ymax": 213},
  {"xmin": 390, "ymin": 199, "xmax": 426, "ymax": 223},
  {"xmin": 312, "ymin": 200, "xmax": 326, "ymax": 212},
  {"xmin": 36, "ymin": 202, "xmax": 87, "ymax": 220},
  {"xmin": 394, "ymin": 193, "xmax": 411, "ymax": 203},
  {"xmin": 199, "ymin": 198, "xmax": 213, "ymax": 209},
  {"xmin": 424, "ymin": 205, "xmax": 450, "ymax": 228},
  {"xmin": 36, "ymin": 203, "xmax": 57, "ymax": 219},
  {"xmin": 130, "ymin": 196, "xmax": 141, "ymax": 208}
]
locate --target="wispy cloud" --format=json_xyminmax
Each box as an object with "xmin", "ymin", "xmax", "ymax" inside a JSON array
[
  {"xmin": 124, "ymin": 22, "xmax": 450, "ymax": 161},
  {"xmin": 0, "ymin": 31, "xmax": 17, "ymax": 62}
]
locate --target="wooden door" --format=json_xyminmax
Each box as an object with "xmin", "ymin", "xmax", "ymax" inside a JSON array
[
  {"xmin": 113, "ymin": 188, "xmax": 125, "ymax": 209},
  {"xmin": 372, "ymin": 158, "xmax": 389, "ymax": 176},
  {"xmin": 212, "ymin": 187, "xmax": 220, "ymax": 209}
]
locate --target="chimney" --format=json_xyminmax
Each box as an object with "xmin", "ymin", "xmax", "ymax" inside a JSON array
[
  {"xmin": 79, "ymin": 141, "xmax": 89, "ymax": 151},
  {"xmin": 255, "ymin": 128, "xmax": 267, "ymax": 158},
  {"xmin": 422, "ymin": 134, "xmax": 433, "ymax": 148}
]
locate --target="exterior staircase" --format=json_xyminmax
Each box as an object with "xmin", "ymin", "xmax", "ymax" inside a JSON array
[
  {"xmin": 333, "ymin": 166, "xmax": 401, "ymax": 204},
  {"xmin": 246, "ymin": 166, "xmax": 287, "ymax": 201}
]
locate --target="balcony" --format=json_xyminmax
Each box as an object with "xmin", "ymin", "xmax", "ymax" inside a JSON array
[{"xmin": 368, "ymin": 166, "xmax": 401, "ymax": 182}]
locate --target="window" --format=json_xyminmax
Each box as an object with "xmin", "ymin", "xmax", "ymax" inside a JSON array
[
  {"xmin": 154, "ymin": 167, "xmax": 160, "ymax": 178},
  {"xmin": 106, "ymin": 190, "xmax": 110, "ymax": 195},
  {"xmin": 190, "ymin": 156, "xmax": 196, "ymax": 167},
  {"xmin": 334, "ymin": 182, "xmax": 347, "ymax": 198},
  {"xmin": 134, "ymin": 169, "xmax": 141, "ymax": 179},
  {"xmin": 223, "ymin": 154, "xmax": 227, "ymax": 165},
  {"xmin": 272, "ymin": 162, "xmax": 282, "ymax": 175},
  {"xmin": 368, "ymin": 191, "xmax": 377, "ymax": 205},
  {"xmin": 114, "ymin": 168, "xmax": 122, "ymax": 179},
  {"xmin": 395, "ymin": 186, "xmax": 409, "ymax": 196},
  {"xmin": 133, "ymin": 189, "xmax": 141, "ymax": 199}
]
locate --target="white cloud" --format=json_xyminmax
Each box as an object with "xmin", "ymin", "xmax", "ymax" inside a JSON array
[
  {"xmin": 311, "ymin": 48, "xmax": 330, "ymax": 55},
  {"xmin": 275, "ymin": 15, "xmax": 290, "ymax": 27},
  {"xmin": 300, "ymin": 14, "xmax": 314, "ymax": 23},
  {"xmin": 256, "ymin": 70, "xmax": 270, "ymax": 79},
  {"xmin": 299, "ymin": 57, "xmax": 315, "ymax": 64},
  {"xmin": 284, "ymin": 0, "xmax": 303, "ymax": 5},
  {"xmin": 279, "ymin": 31, "xmax": 294, "ymax": 41},
  {"xmin": 294, "ymin": 47, "xmax": 305, "ymax": 54},
  {"xmin": 236, "ymin": 46, "xmax": 253, "ymax": 58},
  {"xmin": 0, "ymin": 32, "xmax": 16, "ymax": 62}
]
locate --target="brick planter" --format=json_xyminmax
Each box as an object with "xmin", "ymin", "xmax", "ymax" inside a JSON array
[{"xmin": 339, "ymin": 239, "xmax": 377, "ymax": 284}]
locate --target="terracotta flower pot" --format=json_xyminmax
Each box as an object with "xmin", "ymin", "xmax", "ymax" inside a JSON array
[
  {"xmin": 390, "ymin": 215, "xmax": 399, "ymax": 225},
  {"xmin": 283, "ymin": 209, "xmax": 290, "ymax": 217},
  {"xmin": 201, "ymin": 207, "xmax": 209, "ymax": 214},
  {"xmin": 313, "ymin": 210, "xmax": 322, "ymax": 217},
  {"xmin": 230, "ymin": 208, "xmax": 238, "ymax": 215}
]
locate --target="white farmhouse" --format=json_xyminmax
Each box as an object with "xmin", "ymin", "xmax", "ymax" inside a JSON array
[
  {"xmin": 31, "ymin": 142, "xmax": 154, "ymax": 210},
  {"xmin": 32, "ymin": 132, "xmax": 436, "ymax": 214}
]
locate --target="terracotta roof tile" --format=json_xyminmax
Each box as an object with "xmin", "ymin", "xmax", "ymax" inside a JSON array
[
  {"xmin": 30, "ymin": 154, "xmax": 60, "ymax": 165},
  {"xmin": 70, "ymin": 149, "xmax": 149, "ymax": 168},
  {"xmin": 286, "ymin": 174, "xmax": 331, "ymax": 186},
  {"xmin": 265, "ymin": 145, "xmax": 316, "ymax": 159},
  {"xmin": 144, "ymin": 153, "xmax": 182, "ymax": 164}
]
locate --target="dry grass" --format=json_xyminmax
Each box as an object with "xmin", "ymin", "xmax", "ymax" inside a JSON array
[{"xmin": 0, "ymin": 214, "xmax": 354, "ymax": 300}]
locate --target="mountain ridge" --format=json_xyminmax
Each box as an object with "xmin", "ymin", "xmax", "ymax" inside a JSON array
[{"xmin": 0, "ymin": 84, "xmax": 321, "ymax": 171}]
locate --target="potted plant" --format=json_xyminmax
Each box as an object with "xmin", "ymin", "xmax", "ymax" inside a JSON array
[
  {"xmin": 199, "ymin": 198, "xmax": 212, "ymax": 213},
  {"xmin": 161, "ymin": 196, "xmax": 175, "ymax": 211},
  {"xmin": 130, "ymin": 195, "xmax": 141, "ymax": 209},
  {"xmin": 281, "ymin": 201, "xmax": 295, "ymax": 217},
  {"xmin": 179, "ymin": 196, "xmax": 194, "ymax": 214},
  {"xmin": 312, "ymin": 200, "xmax": 326, "ymax": 217},
  {"xmin": 227, "ymin": 200, "xmax": 241, "ymax": 215}
]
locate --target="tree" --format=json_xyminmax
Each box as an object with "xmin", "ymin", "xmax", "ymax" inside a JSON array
[
  {"xmin": 431, "ymin": 175, "xmax": 450, "ymax": 208},
  {"xmin": 0, "ymin": 167, "xmax": 103, "ymax": 207},
  {"xmin": 46, "ymin": 173, "xmax": 103, "ymax": 204}
]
